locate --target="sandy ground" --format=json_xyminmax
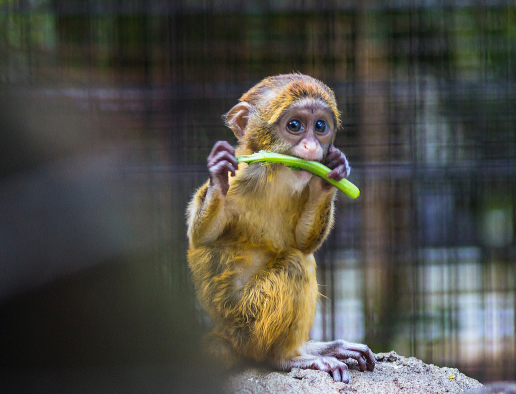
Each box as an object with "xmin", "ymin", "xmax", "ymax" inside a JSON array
[{"xmin": 226, "ymin": 351, "xmax": 486, "ymax": 394}]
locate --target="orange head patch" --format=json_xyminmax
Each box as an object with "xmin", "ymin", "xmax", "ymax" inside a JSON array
[{"xmin": 240, "ymin": 73, "xmax": 341, "ymax": 131}]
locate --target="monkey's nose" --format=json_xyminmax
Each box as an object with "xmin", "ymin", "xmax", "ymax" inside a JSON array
[{"xmin": 299, "ymin": 141, "xmax": 321, "ymax": 161}]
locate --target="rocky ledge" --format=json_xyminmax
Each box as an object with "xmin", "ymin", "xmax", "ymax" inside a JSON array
[{"xmin": 226, "ymin": 351, "xmax": 514, "ymax": 394}]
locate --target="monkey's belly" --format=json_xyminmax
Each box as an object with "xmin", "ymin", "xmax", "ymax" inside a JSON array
[{"xmin": 232, "ymin": 248, "xmax": 272, "ymax": 291}]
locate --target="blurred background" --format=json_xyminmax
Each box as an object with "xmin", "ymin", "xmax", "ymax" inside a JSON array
[{"xmin": 0, "ymin": 0, "xmax": 514, "ymax": 389}]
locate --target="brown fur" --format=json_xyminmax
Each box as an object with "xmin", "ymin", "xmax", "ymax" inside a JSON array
[
  {"xmin": 188, "ymin": 182, "xmax": 223, "ymax": 248},
  {"xmin": 187, "ymin": 73, "xmax": 339, "ymax": 368},
  {"xmin": 239, "ymin": 73, "xmax": 341, "ymax": 129}
]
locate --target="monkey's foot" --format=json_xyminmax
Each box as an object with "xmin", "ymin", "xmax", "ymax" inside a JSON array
[
  {"xmin": 304, "ymin": 339, "xmax": 376, "ymax": 373},
  {"xmin": 282, "ymin": 355, "xmax": 350, "ymax": 383}
]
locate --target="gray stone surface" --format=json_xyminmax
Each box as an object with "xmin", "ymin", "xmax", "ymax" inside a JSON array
[
  {"xmin": 466, "ymin": 381, "xmax": 516, "ymax": 394},
  {"xmin": 226, "ymin": 351, "xmax": 485, "ymax": 394}
]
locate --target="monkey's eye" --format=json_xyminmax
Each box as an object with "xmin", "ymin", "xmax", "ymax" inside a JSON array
[
  {"xmin": 315, "ymin": 120, "xmax": 328, "ymax": 133},
  {"xmin": 287, "ymin": 119, "xmax": 303, "ymax": 133}
]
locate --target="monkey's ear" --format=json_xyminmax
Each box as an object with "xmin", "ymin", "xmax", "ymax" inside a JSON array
[{"xmin": 224, "ymin": 102, "xmax": 252, "ymax": 141}]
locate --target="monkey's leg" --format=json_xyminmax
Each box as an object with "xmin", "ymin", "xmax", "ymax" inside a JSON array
[
  {"xmin": 187, "ymin": 141, "xmax": 237, "ymax": 249},
  {"xmin": 216, "ymin": 249, "xmax": 318, "ymax": 364},
  {"xmin": 234, "ymin": 251, "xmax": 355, "ymax": 384}
]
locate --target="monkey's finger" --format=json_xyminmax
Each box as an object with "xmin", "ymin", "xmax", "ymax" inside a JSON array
[
  {"xmin": 325, "ymin": 147, "xmax": 339, "ymax": 159},
  {"xmin": 222, "ymin": 161, "xmax": 237, "ymax": 177},
  {"xmin": 333, "ymin": 366, "xmax": 350, "ymax": 383},
  {"xmin": 325, "ymin": 156, "xmax": 345, "ymax": 172},
  {"xmin": 211, "ymin": 140, "xmax": 235, "ymax": 156},
  {"xmin": 208, "ymin": 141, "xmax": 226, "ymax": 161},
  {"xmin": 324, "ymin": 150, "xmax": 341, "ymax": 166},
  {"xmin": 327, "ymin": 145, "xmax": 339, "ymax": 156},
  {"xmin": 358, "ymin": 347, "xmax": 376, "ymax": 371},
  {"xmin": 345, "ymin": 162, "xmax": 351, "ymax": 178},
  {"xmin": 325, "ymin": 170, "xmax": 339, "ymax": 181},
  {"xmin": 208, "ymin": 141, "xmax": 236, "ymax": 162},
  {"xmin": 350, "ymin": 343, "xmax": 375, "ymax": 358},
  {"xmin": 208, "ymin": 157, "xmax": 239, "ymax": 176},
  {"xmin": 357, "ymin": 352, "xmax": 375, "ymax": 372},
  {"xmin": 329, "ymin": 161, "xmax": 351, "ymax": 180},
  {"xmin": 325, "ymin": 157, "xmax": 343, "ymax": 171},
  {"xmin": 210, "ymin": 161, "xmax": 236, "ymax": 178},
  {"xmin": 343, "ymin": 343, "xmax": 376, "ymax": 370},
  {"xmin": 209, "ymin": 160, "xmax": 233, "ymax": 176},
  {"xmin": 326, "ymin": 166, "xmax": 347, "ymax": 181},
  {"xmin": 326, "ymin": 150, "xmax": 348, "ymax": 168},
  {"xmin": 336, "ymin": 349, "xmax": 366, "ymax": 371},
  {"xmin": 208, "ymin": 148, "xmax": 238, "ymax": 167},
  {"xmin": 365, "ymin": 351, "xmax": 376, "ymax": 371},
  {"xmin": 327, "ymin": 148, "xmax": 348, "ymax": 164},
  {"xmin": 357, "ymin": 355, "xmax": 368, "ymax": 372},
  {"xmin": 331, "ymin": 368, "xmax": 341, "ymax": 382},
  {"xmin": 208, "ymin": 151, "xmax": 239, "ymax": 172},
  {"xmin": 341, "ymin": 367, "xmax": 350, "ymax": 383}
]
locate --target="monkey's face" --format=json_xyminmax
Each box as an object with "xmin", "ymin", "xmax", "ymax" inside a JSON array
[{"xmin": 276, "ymin": 98, "xmax": 335, "ymax": 162}]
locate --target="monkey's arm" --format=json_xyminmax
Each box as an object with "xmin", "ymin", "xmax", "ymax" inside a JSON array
[
  {"xmin": 187, "ymin": 181, "xmax": 228, "ymax": 248},
  {"xmin": 295, "ymin": 184, "xmax": 336, "ymax": 253},
  {"xmin": 187, "ymin": 141, "xmax": 238, "ymax": 248},
  {"xmin": 295, "ymin": 146, "xmax": 351, "ymax": 252}
]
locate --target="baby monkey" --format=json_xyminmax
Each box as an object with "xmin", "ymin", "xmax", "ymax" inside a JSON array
[{"xmin": 187, "ymin": 73, "xmax": 375, "ymax": 383}]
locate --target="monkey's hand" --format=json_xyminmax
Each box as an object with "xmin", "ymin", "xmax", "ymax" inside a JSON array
[
  {"xmin": 207, "ymin": 141, "xmax": 239, "ymax": 196},
  {"xmin": 322, "ymin": 146, "xmax": 350, "ymax": 191}
]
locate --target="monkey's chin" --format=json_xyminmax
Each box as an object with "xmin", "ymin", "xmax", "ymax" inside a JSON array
[
  {"xmin": 295, "ymin": 169, "xmax": 312, "ymax": 181},
  {"xmin": 290, "ymin": 169, "xmax": 312, "ymax": 193}
]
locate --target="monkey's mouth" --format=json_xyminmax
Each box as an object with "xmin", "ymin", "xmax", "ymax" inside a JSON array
[
  {"xmin": 292, "ymin": 155, "xmax": 323, "ymax": 163},
  {"xmin": 271, "ymin": 147, "xmax": 318, "ymax": 161}
]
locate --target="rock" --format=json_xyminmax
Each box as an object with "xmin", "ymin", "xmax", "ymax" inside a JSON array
[
  {"xmin": 465, "ymin": 381, "xmax": 516, "ymax": 394},
  {"xmin": 226, "ymin": 351, "xmax": 484, "ymax": 394}
]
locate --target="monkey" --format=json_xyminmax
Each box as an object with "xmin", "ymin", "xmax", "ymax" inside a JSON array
[{"xmin": 186, "ymin": 73, "xmax": 375, "ymax": 383}]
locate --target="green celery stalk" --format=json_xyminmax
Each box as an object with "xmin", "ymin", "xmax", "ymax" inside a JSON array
[{"xmin": 237, "ymin": 151, "xmax": 360, "ymax": 199}]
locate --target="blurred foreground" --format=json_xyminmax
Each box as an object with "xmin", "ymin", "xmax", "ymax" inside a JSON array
[{"xmin": 0, "ymin": 89, "xmax": 224, "ymax": 392}]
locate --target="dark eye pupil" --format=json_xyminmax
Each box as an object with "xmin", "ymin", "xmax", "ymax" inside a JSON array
[
  {"xmin": 287, "ymin": 120, "xmax": 301, "ymax": 132},
  {"xmin": 315, "ymin": 120, "xmax": 326, "ymax": 132}
]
